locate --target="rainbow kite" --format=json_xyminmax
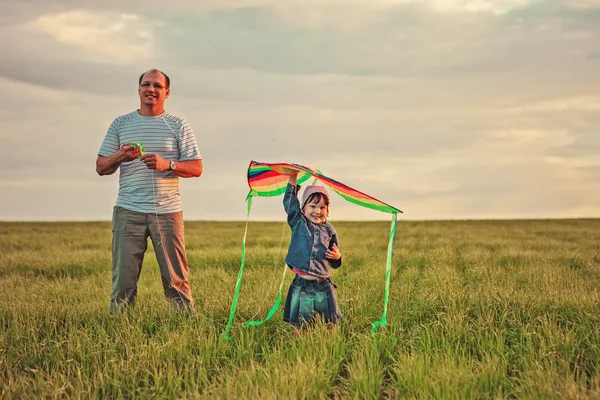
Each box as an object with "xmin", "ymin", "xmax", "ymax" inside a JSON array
[{"xmin": 221, "ymin": 161, "xmax": 402, "ymax": 341}]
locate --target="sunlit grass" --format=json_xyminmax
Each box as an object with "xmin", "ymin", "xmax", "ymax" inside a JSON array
[{"xmin": 1, "ymin": 219, "xmax": 599, "ymax": 398}]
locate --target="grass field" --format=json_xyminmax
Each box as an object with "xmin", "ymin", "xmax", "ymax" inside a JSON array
[{"xmin": 1, "ymin": 219, "xmax": 599, "ymax": 399}]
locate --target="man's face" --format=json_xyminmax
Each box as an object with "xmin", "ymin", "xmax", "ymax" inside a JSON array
[{"xmin": 138, "ymin": 71, "xmax": 170, "ymax": 107}]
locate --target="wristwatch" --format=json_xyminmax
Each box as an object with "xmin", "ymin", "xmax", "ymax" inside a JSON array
[{"xmin": 168, "ymin": 160, "xmax": 176, "ymax": 171}]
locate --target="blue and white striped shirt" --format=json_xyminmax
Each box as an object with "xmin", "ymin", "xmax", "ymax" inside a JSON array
[{"xmin": 98, "ymin": 110, "xmax": 201, "ymax": 214}]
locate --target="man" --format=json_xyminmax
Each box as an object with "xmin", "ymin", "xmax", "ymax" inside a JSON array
[{"xmin": 96, "ymin": 69, "xmax": 202, "ymax": 313}]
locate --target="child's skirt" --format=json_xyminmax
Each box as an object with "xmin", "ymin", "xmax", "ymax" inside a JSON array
[{"xmin": 283, "ymin": 274, "xmax": 342, "ymax": 327}]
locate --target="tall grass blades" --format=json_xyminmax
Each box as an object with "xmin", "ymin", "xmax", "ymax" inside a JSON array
[{"xmin": 1, "ymin": 219, "xmax": 599, "ymax": 398}]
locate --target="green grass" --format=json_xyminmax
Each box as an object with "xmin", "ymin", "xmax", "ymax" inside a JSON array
[{"xmin": 1, "ymin": 219, "xmax": 599, "ymax": 398}]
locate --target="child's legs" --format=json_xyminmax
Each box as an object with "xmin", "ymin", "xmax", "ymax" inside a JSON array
[
  {"xmin": 283, "ymin": 276, "xmax": 308, "ymax": 326},
  {"xmin": 314, "ymin": 280, "xmax": 342, "ymax": 325},
  {"xmin": 284, "ymin": 275, "xmax": 318, "ymax": 326},
  {"xmin": 284, "ymin": 276, "xmax": 342, "ymax": 327},
  {"xmin": 298, "ymin": 287, "xmax": 317, "ymax": 324}
]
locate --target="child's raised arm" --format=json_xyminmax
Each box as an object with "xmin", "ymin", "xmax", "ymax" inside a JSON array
[
  {"xmin": 288, "ymin": 173, "xmax": 297, "ymax": 186},
  {"xmin": 283, "ymin": 172, "xmax": 301, "ymax": 226}
]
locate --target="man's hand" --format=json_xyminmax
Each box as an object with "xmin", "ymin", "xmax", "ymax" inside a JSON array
[
  {"xmin": 118, "ymin": 144, "xmax": 141, "ymax": 162},
  {"xmin": 326, "ymin": 243, "xmax": 341, "ymax": 260},
  {"xmin": 140, "ymin": 154, "xmax": 170, "ymax": 171},
  {"xmin": 96, "ymin": 144, "xmax": 140, "ymax": 176}
]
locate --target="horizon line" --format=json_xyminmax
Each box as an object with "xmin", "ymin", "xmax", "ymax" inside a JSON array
[{"xmin": 1, "ymin": 217, "xmax": 599, "ymax": 224}]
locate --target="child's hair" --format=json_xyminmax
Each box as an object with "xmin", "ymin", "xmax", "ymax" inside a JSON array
[
  {"xmin": 303, "ymin": 192, "xmax": 330, "ymax": 209},
  {"xmin": 301, "ymin": 185, "xmax": 330, "ymax": 209}
]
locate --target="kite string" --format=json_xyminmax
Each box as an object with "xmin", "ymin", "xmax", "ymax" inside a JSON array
[
  {"xmin": 244, "ymin": 186, "xmax": 295, "ymax": 327},
  {"xmin": 151, "ymin": 169, "xmax": 189, "ymax": 303},
  {"xmin": 149, "ymin": 117, "xmax": 188, "ymax": 305},
  {"xmin": 245, "ymin": 218, "xmax": 288, "ymax": 323},
  {"xmin": 131, "ymin": 140, "xmax": 165, "ymax": 247},
  {"xmin": 221, "ymin": 176, "xmax": 296, "ymax": 337}
]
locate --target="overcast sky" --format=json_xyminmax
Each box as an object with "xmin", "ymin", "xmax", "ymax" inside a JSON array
[{"xmin": 1, "ymin": 0, "xmax": 599, "ymax": 221}]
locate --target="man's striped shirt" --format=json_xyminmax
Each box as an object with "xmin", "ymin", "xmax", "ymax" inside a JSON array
[{"xmin": 98, "ymin": 111, "xmax": 201, "ymax": 214}]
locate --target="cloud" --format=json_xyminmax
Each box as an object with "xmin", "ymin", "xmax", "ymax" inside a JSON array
[
  {"xmin": 4, "ymin": 0, "xmax": 600, "ymax": 95},
  {"xmin": 380, "ymin": 0, "xmax": 538, "ymax": 14},
  {"xmin": 565, "ymin": 0, "xmax": 600, "ymax": 9},
  {"xmin": 24, "ymin": 11, "xmax": 157, "ymax": 65},
  {"xmin": 502, "ymin": 95, "xmax": 600, "ymax": 112}
]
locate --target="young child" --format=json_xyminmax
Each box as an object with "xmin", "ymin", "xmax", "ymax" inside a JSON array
[{"xmin": 282, "ymin": 172, "xmax": 343, "ymax": 329}]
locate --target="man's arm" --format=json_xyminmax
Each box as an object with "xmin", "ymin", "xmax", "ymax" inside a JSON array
[
  {"xmin": 139, "ymin": 154, "xmax": 203, "ymax": 178},
  {"xmin": 169, "ymin": 159, "xmax": 203, "ymax": 178},
  {"xmin": 96, "ymin": 144, "xmax": 140, "ymax": 176}
]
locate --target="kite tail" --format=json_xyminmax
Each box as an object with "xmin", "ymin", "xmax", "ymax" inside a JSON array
[
  {"xmin": 220, "ymin": 194, "xmax": 253, "ymax": 342},
  {"xmin": 245, "ymin": 183, "xmax": 295, "ymax": 327},
  {"xmin": 371, "ymin": 212, "xmax": 398, "ymax": 335},
  {"xmin": 245, "ymin": 263, "xmax": 288, "ymax": 326}
]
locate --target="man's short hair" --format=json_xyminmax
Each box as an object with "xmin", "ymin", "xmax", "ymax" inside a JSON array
[{"xmin": 138, "ymin": 69, "xmax": 170, "ymax": 89}]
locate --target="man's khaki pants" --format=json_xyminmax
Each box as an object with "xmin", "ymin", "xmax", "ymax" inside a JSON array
[{"xmin": 110, "ymin": 206, "xmax": 194, "ymax": 313}]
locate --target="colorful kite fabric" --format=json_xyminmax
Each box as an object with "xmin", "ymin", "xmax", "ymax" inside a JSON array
[
  {"xmin": 247, "ymin": 161, "xmax": 402, "ymax": 214},
  {"xmin": 220, "ymin": 161, "xmax": 402, "ymax": 342}
]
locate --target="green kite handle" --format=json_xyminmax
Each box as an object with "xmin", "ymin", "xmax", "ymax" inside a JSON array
[{"xmin": 131, "ymin": 142, "xmax": 145, "ymax": 158}]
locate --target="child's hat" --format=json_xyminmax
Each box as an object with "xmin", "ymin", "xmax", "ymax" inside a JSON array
[{"xmin": 301, "ymin": 185, "xmax": 329, "ymax": 208}]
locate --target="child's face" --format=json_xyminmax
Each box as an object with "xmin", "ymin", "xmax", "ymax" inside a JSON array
[{"xmin": 303, "ymin": 197, "xmax": 328, "ymax": 224}]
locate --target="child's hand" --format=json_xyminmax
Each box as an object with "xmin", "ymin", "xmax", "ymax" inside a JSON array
[
  {"xmin": 272, "ymin": 165, "xmax": 297, "ymax": 175},
  {"xmin": 288, "ymin": 171, "xmax": 298, "ymax": 186},
  {"xmin": 326, "ymin": 243, "xmax": 341, "ymax": 260}
]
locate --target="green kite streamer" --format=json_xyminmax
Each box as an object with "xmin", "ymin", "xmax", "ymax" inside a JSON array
[
  {"xmin": 371, "ymin": 212, "xmax": 398, "ymax": 335},
  {"xmin": 245, "ymin": 263, "xmax": 288, "ymax": 327},
  {"xmin": 220, "ymin": 196, "xmax": 253, "ymax": 342}
]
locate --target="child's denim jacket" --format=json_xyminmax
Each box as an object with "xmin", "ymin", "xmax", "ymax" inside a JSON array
[{"xmin": 284, "ymin": 183, "xmax": 342, "ymax": 278}]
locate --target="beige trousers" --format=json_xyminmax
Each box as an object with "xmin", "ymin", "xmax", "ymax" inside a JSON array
[{"xmin": 110, "ymin": 206, "xmax": 194, "ymax": 313}]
